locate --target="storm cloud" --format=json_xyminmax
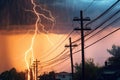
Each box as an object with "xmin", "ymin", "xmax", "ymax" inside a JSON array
[{"xmin": 0, "ymin": 0, "xmax": 120, "ymax": 34}]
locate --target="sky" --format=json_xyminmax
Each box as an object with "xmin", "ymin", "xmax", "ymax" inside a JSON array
[{"xmin": 0, "ymin": 0, "xmax": 120, "ymax": 74}]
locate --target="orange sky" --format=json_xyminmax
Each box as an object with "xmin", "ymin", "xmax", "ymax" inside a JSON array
[
  {"xmin": 0, "ymin": 32, "xmax": 69, "ymax": 73},
  {"xmin": 0, "ymin": 27, "xmax": 120, "ymax": 73}
]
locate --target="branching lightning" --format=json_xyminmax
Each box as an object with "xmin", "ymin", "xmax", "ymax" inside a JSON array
[{"xmin": 24, "ymin": 0, "xmax": 55, "ymax": 80}]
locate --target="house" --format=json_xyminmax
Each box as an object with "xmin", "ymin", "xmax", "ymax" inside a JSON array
[
  {"xmin": 97, "ymin": 64, "xmax": 120, "ymax": 80},
  {"xmin": 55, "ymin": 72, "xmax": 72, "ymax": 80}
]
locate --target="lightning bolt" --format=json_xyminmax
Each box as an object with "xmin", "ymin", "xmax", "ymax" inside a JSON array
[{"xmin": 24, "ymin": 0, "xmax": 55, "ymax": 80}]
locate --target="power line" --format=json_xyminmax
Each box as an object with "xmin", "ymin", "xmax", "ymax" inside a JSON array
[
  {"xmin": 42, "ymin": 26, "xmax": 120, "ymax": 69},
  {"xmin": 39, "ymin": 47, "xmax": 77, "ymax": 69},
  {"xmin": 84, "ymin": 16, "xmax": 120, "ymax": 42},
  {"xmin": 39, "ymin": 30, "xmax": 74, "ymax": 59},
  {"xmin": 41, "ymin": 50, "xmax": 69, "ymax": 65},
  {"xmin": 38, "ymin": 47, "xmax": 76, "ymax": 68},
  {"xmin": 39, "ymin": 53, "xmax": 70, "ymax": 69},
  {"xmin": 39, "ymin": 11, "xmax": 120, "ymax": 72},
  {"xmin": 39, "ymin": 25, "xmax": 119, "ymax": 68},
  {"xmin": 84, "ymin": 0, "xmax": 95, "ymax": 12},
  {"xmin": 39, "ymin": 48, "xmax": 76, "ymax": 70},
  {"xmin": 75, "ymin": 10, "xmax": 120, "ymax": 44},
  {"xmin": 40, "ymin": 32, "xmax": 81, "ymax": 64},
  {"xmin": 74, "ymin": 27, "xmax": 120, "ymax": 54},
  {"xmin": 85, "ymin": 0, "xmax": 120, "ymax": 26},
  {"xmin": 72, "ymin": 9, "xmax": 120, "ymax": 43},
  {"xmin": 51, "ymin": 27, "xmax": 120, "ymax": 68},
  {"xmin": 40, "ymin": 48, "xmax": 68, "ymax": 64},
  {"xmin": 39, "ymin": 56, "xmax": 70, "ymax": 71},
  {"xmin": 37, "ymin": 1, "xmax": 119, "ymax": 70},
  {"xmin": 45, "ymin": 20, "xmax": 76, "ymax": 56}
]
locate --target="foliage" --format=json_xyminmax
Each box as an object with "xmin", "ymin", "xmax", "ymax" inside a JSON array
[
  {"xmin": 107, "ymin": 45, "xmax": 120, "ymax": 57},
  {"xmin": 107, "ymin": 45, "xmax": 120, "ymax": 65},
  {"xmin": 74, "ymin": 58, "xmax": 100, "ymax": 80},
  {"xmin": 39, "ymin": 71, "xmax": 55, "ymax": 80},
  {"xmin": 0, "ymin": 68, "xmax": 25, "ymax": 80}
]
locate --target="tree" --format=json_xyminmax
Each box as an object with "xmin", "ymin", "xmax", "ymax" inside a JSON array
[
  {"xmin": 107, "ymin": 45, "xmax": 120, "ymax": 57},
  {"xmin": 39, "ymin": 71, "xmax": 55, "ymax": 80},
  {"xmin": 74, "ymin": 59, "xmax": 100, "ymax": 80},
  {"xmin": 107, "ymin": 45, "xmax": 120, "ymax": 65},
  {"xmin": 0, "ymin": 68, "xmax": 25, "ymax": 80}
]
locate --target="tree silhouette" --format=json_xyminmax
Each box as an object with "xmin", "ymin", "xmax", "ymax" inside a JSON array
[
  {"xmin": 39, "ymin": 71, "xmax": 55, "ymax": 80},
  {"xmin": 74, "ymin": 59, "xmax": 99, "ymax": 80},
  {"xmin": 0, "ymin": 68, "xmax": 25, "ymax": 80},
  {"xmin": 107, "ymin": 45, "xmax": 120, "ymax": 65},
  {"xmin": 107, "ymin": 45, "xmax": 120, "ymax": 57}
]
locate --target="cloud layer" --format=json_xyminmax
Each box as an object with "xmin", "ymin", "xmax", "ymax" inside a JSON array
[{"xmin": 0, "ymin": 0, "xmax": 119, "ymax": 34}]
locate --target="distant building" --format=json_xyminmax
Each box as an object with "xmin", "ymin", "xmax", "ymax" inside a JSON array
[
  {"xmin": 97, "ymin": 64, "xmax": 120, "ymax": 80},
  {"xmin": 55, "ymin": 72, "xmax": 72, "ymax": 80}
]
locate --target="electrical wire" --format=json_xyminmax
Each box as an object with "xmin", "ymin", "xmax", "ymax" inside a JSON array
[
  {"xmin": 72, "ymin": 9, "xmax": 120, "ymax": 43},
  {"xmin": 85, "ymin": 0, "xmax": 120, "ymax": 26},
  {"xmin": 40, "ymin": 32, "xmax": 80, "ymax": 64},
  {"xmin": 74, "ymin": 27, "xmax": 120, "ymax": 54},
  {"xmin": 39, "ymin": 56, "xmax": 70, "ymax": 70},
  {"xmin": 41, "ymin": 26, "xmax": 120, "ymax": 69},
  {"xmin": 39, "ymin": 30, "xmax": 74, "ymax": 59},
  {"xmin": 84, "ymin": 16, "xmax": 120, "ymax": 42},
  {"xmin": 84, "ymin": 0, "xmax": 95, "ymax": 12},
  {"xmin": 37, "ymin": 0, "xmax": 120, "ymax": 72},
  {"xmin": 40, "ymin": 48, "xmax": 68, "ymax": 64}
]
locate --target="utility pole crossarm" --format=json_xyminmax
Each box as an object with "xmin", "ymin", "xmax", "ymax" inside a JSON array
[
  {"xmin": 73, "ymin": 17, "xmax": 90, "ymax": 21},
  {"xmin": 65, "ymin": 44, "xmax": 78, "ymax": 47},
  {"xmin": 74, "ymin": 27, "xmax": 91, "ymax": 31}
]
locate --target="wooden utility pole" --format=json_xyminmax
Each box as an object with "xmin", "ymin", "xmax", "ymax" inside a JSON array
[
  {"xmin": 73, "ymin": 10, "xmax": 91, "ymax": 80},
  {"xmin": 65, "ymin": 37, "xmax": 77, "ymax": 80},
  {"xmin": 32, "ymin": 63, "xmax": 36, "ymax": 80},
  {"xmin": 34, "ymin": 59, "xmax": 40, "ymax": 80}
]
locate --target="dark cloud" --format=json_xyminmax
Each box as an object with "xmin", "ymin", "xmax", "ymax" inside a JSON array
[
  {"xmin": 0, "ymin": 0, "xmax": 35, "ymax": 26},
  {"xmin": 37, "ymin": 0, "xmax": 56, "ymax": 4},
  {"xmin": 0, "ymin": 0, "xmax": 119, "ymax": 34},
  {"xmin": 37, "ymin": 0, "xmax": 66, "ymax": 5}
]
